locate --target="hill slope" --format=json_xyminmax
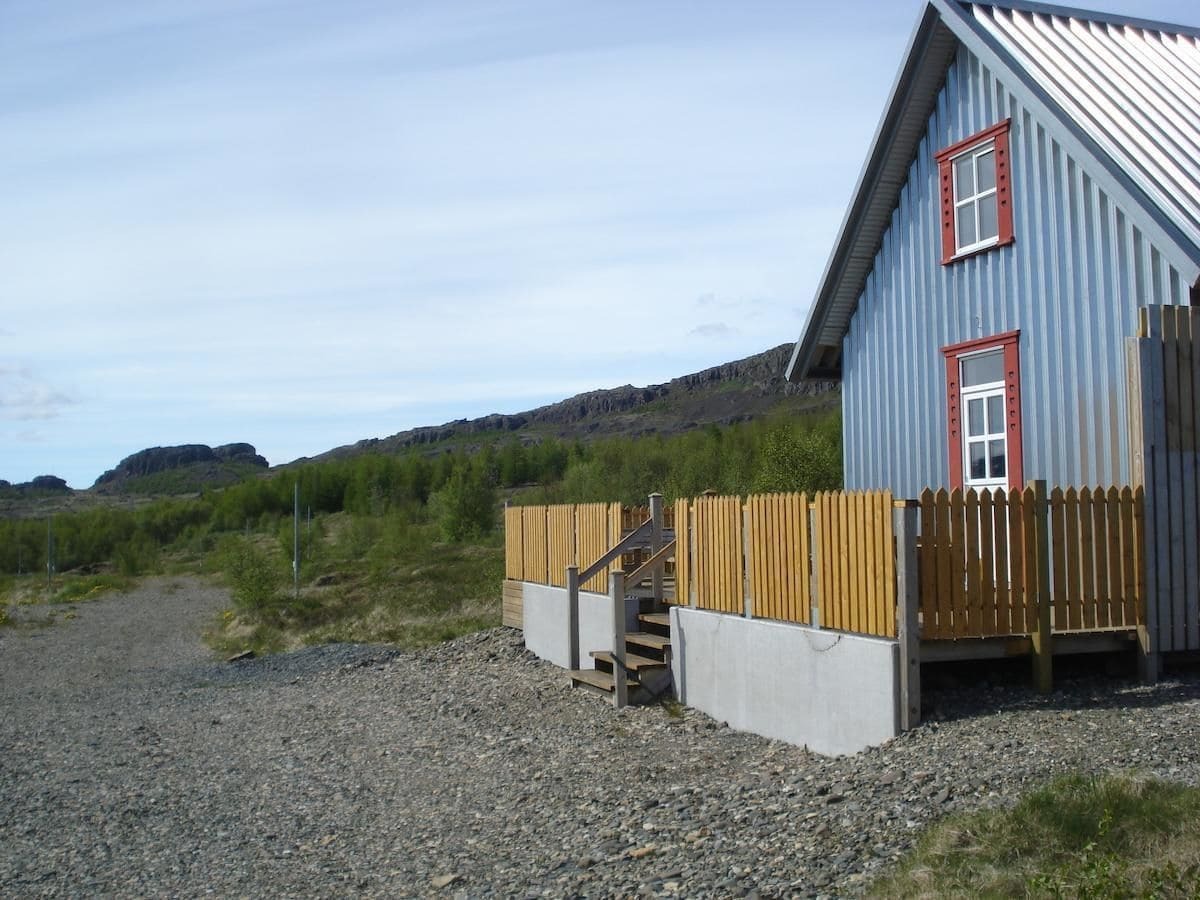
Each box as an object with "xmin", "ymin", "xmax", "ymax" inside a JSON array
[
  {"xmin": 2, "ymin": 344, "xmax": 836, "ymax": 512},
  {"xmin": 305, "ymin": 344, "xmax": 836, "ymax": 463}
]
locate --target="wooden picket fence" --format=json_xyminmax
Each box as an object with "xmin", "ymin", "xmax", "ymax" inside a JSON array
[
  {"xmin": 918, "ymin": 485, "xmax": 1144, "ymax": 639},
  {"xmin": 506, "ymin": 484, "xmax": 1144, "ymax": 645},
  {"xmin": 672, "ymin": 491, "xmax": 896, "ymax": 638},
  {"xmin": 504, "ymin": 502, "xmax": 622, "ymax": 593}
]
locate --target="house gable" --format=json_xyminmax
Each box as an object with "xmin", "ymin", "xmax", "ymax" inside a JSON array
[
  {"xmin": 841, "ymin": 38, "xmax": 1195, "ymax": 496},
  {"xmin": 788, "ymin": 0, "xmax": 1200, "ymax": 386}
]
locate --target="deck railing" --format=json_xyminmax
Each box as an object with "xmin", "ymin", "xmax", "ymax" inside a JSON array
[{"xmin": 507, "ymin": 482, "xmax": 1144, "ymax": 646}]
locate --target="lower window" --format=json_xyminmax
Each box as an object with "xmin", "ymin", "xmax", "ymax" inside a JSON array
[{"xmin": 943, "ymin": 332, "xmax": 1023, "ymax": 491}]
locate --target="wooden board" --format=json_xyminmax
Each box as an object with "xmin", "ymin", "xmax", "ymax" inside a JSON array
[{"xmin": 502, "ymin": 579, "xmax": 524, "ymax": 629}]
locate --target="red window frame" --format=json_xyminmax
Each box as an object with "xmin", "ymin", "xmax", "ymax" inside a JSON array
[
  {"xmin": 935, "ymin": 119, "xmax": 1014, "ymax": 265},
  {"xmin": 942, "ymin": 330, "xmax": 1023, "ymax": 490}
]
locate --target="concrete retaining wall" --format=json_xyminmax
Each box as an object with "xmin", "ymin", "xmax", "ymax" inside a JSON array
[
  {"xmin": 670, "ymin": 607, "xmax": 899, "ymax": 756},
  {"xmin": 521, "ymin": 582, "xmax": 639, "ymax": 669}
]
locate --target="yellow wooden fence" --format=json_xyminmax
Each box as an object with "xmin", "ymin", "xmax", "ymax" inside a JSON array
[
  {"xmin": 814, "ymin": 491, "xmax": 896, "ymax": 636},
  {"xmin": 508, "ymin": 485, "xmax": 1145, "ymax": 643},
  {"xmin": 918, "ymin": 485, "xmax": 1144, "ymax": 639},
  {"xmin": 676, "ymin": 491, "xmax": 896, "ymax": 637}
]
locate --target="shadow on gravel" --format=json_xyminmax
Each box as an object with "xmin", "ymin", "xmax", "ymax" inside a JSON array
[{"xmin": 922, "ymin": 655, "xmax": 1200, "ymax": 723}]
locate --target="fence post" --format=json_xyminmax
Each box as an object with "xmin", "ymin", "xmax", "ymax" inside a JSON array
[
  {"xmin": 610, "ymin": 570, "xmax": 628, "ymax": 709},
  {"xmin": 1030, "ymin": 480, "xmax": 1053, "ymax": 694},
  {"xmin": 894, "ymin": 503, "xmax": 920, "ymax": 729},
  {"xmin": 649, "ymin": 493, "xmax": 664, "ymax": 608},
  {"xmin": 567, "ymin": 565, "xmax": 580, "ymax": 671}
]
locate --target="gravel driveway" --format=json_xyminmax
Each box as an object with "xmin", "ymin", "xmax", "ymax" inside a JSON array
[{"xmin": 4, "ymin": 577, "xmax": 1200, "ymax": 898}]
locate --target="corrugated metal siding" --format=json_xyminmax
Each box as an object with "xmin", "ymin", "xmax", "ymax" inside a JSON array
[
  {"xmin": 968, "ymin": 3, "xmax": 1200, "ymax": 243},
  {"xmin": 843, "ymin": 44, "xmax": 1193, "ymax": 497}
]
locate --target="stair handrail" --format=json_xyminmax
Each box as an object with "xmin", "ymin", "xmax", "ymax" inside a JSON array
[
  {"xmin": 625, "ymin": 539, "xmax": 676, "ymax": 588},
  {"xmin": 578, "ymin": 519, "xmax": 652, "ymax": 583}
]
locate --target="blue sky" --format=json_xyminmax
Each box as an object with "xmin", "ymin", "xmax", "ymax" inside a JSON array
[{"xmin": 3, "ymin": 0, "xmax": 1197, "ymax": 488}]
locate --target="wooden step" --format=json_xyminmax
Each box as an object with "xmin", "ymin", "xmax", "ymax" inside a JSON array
[
  {"xmin": 569, "ymin": 668, "xmax": 638, "ymax": 693},
  {"xmin": 639, "ymin": 612, "xmax": 670, "ymax": 628},
  {"xmin": 590, "ymin": 650, "xmax": 668, "ymax": 672},
  {"xmin": 625, "ymin": 631, "xmax": 671, "ymax": 652}
]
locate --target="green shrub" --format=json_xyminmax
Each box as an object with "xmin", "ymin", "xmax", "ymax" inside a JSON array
[
  {"xmin": 428, "ymin": 464, "xmax": 497, "ymax": 542},
  {"xmin": 217, "ymin": 536, "xmax": 286, "ymax": 621},
  {"xmin": 113, "ymin": 532, "xmax": 160, "ymax": 576}
]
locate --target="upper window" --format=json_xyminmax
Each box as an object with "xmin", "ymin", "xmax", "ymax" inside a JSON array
[{"xmin": 935, "ymin": 119, "xmax": 1014, "ymax": 264}]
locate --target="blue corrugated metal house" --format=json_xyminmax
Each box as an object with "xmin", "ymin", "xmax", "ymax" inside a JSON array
[{"xmin": 786, "ymin": 0, "xmax": 1200, "ymax": 499}]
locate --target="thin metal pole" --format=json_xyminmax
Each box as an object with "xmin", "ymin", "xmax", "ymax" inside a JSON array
[{"xmin": 293, "ymin": 482, "xmax": 300, "ymax": 600}]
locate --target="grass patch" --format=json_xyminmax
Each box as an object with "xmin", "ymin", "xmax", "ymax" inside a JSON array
[
  {"xmin": 870, "ymin": 774, "xmax": 1200, "ymax": 898},
  {"xmin": 0, "ymin": 573, "xmax": 132, "ymax": 608},
  {"xmin": 205, "ymin": 515, "xmax": 504, "ymax": 656},
  {"xmin": 52, "ymin": 574, "xmax": 133, "ymax": 604}
]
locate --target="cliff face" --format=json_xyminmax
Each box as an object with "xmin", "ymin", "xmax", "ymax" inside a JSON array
[{"xmin": 310, "ymin": 344, "xmax": 837, "ymax": 461}]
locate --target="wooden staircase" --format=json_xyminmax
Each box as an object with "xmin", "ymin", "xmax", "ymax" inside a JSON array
[{"xmin": 569, "ymin": 609, "xmax": 674, "ymax": 701}]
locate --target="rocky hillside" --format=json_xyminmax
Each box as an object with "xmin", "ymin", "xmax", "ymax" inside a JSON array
[
  {"xmin": 2, "ymin": 344, "xmax": 835, "ymax": 509},
  {"xmin": 308, "ymin": 344, "xmax": 836, "ymax": 462},
  {"xmin": 92, "ymin": 443, "xmax": 269, "ymax": 495}
]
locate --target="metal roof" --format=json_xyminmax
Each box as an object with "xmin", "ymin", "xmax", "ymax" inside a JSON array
[
  {"xmin": 968, "ymin": 2, "xmax": 1200, "ymax": 245},
  {"xmin": 786, "ymin": 0, "xmax": 1200, "ymax": 382}
]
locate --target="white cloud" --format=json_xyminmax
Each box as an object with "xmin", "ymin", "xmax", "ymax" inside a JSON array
[
  {"xmin": 689, "ymin": 323, "xmax": 737, "ymax": 339},
  {"xmin": 0, "ymin": 366, "xmax": 74, "ymax": 421}
]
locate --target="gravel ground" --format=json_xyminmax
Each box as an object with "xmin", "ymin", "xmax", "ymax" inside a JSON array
[{"xmin": 4, "ymin": 577, "xmax": 1200, "ymax": 898}]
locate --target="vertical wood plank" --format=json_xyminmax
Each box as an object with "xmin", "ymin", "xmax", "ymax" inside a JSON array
[
  {"xmin": 919, "ymin": 489, "xmax": 936, "ymax": 636},
  {"xmin": 1164, "ymin": 310, "xmax": 1188, "ymax": 650},
  {"xmin": 1050, "ymin": 488, "xmax": 1067, "ymax": 632},
  {"xmin": 1106, "ymin": 486, "xmax": 1123, "ymax": 628},
  {"xmin": 883, "ymin": 493, "xmax": 897, "ymax": 637},
  {"xmin": 1006, "ymin": 488, "xmax": 1025, "ymax": 633},
  {"xmin": 979, "ymin": 490, "xmax": 996, "ymax": 635},
  {"xmin": 1030, "ymin": 481, "xmax": 1053, "ymax": 693},
  {"xmin": 1064, "ymin": 488, "xmax": 1082, "ymax": 631},
  {"xmin": 1180, "ymin": 309, "xmax": 1200, "ymax": 649},
  {"xmin": 1080, "ymin": 487, "xmax": 1097, "ymax": 630},
  {"xmin": 936, "ymin": 489, "xmax": 954, "ymax": 639},
  {"xmin": 951, "ymin": 488, "xmax": 966, "ymax": 638},
  {"xmin": 1092, "ymin": 487, "xmax": 1111, "ymax": 628},
  {"xmin": 965, "ymin": 489, "xmax": 981, "ymax": 637},
  {"xmin": 799, "ymin": 493, "xmax": 812, "ymax": 625},
  {"xmin": 994, "ymin": 490, "xmax": 1011, "ymax": 634}
]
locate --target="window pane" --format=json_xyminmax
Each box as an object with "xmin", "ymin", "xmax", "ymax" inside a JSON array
[
  {"xmin": 967, "ymin": 397, "xmax": 985, "ymax": 436},
  {"xmin": 978, "ymin": 193, "xmax": 999, "ymax": 241},
  {"xmin": 957, "ymin": 203, "xmax": 977, "ymax": 248},
  {"xmin": 987, "ymin": 394, "xmax": 1004, "ymax": 433},
  {"xmin": 955, "ymin": 154, "xmax": 975, "ymax": 197},
  {"xmin": 976, "ymin": 148, "xmax": 996, "ymax": 192},
  {"xmin": 989, "ymin": 439, "xmax": 1006, "ymax": 479},
  {"xmin": 969, "ymin": 442, "xmax": 987, "ymax": 480},
  {"xmin": 962, "ymin": 350, "xmax": 1004, "ymax": 386}
]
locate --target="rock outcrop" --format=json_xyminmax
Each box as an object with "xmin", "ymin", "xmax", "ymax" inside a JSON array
[{"xmin": 93, "ymin": 443, "xmax": 268, "ymax": 489}]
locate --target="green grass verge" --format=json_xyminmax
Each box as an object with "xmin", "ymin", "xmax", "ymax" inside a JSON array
[
  {"xmin": 205, "ymin": 516, "xmax": 504, "ymax": 657},
  {"xmin": 0, "ymin": 573, "xmax": 133, "ymax": 608},
  {"xmin": 869, "ymin": 774, "xmax": 1200, "ymax": 898}
]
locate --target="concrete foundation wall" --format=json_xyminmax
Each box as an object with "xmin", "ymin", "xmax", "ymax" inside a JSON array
[
  {"xmin": 670, "ymin": 607, "xmax": 899, "ymax": 756},
  {"xmin": 521, "ymin": 582, "xmax": 638, "ymax": 669}
]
